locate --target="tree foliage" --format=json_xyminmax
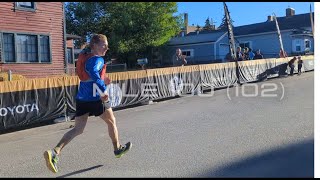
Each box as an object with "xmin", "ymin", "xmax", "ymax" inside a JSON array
[
  {"xmin": 202, "ymin": 17, "xmax": 215, "ymax": 31},
  {"xmin": 65, "ymin": 2, "xmax": 181, "ymax": 64},
  {"xmin": 196, "ymin": 24, "xmax": 201, "ymax": 31},
  {"xmin": 65, "ymin": 2, "xmax": 106, "ymax": 47},
  {"xmin": 218, "ymin": 14, "xmax": 235, "ymax": 30}
]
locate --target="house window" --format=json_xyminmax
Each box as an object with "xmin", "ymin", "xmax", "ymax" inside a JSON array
[
  {"xmin": 305, "ymin": 39, "xmax": 311, "ymax": 49},
  {"xmin": 40, "ymin": 35, "xmax": 50, "ymax": 62},
  {"xmin": 182, "ymin": 51, "xmax": 190, "ymax": 57},
  {"xmin": 295, "ymin": 40, "xmax": 301, "ymax": 52},
  {"xmin": 67, "ymin": 48, "xmax": 74, "ymax": 64},
  {"xmin": 239, "ymin": 42, "xmax": 252, "ymax": 49},
  {"xmin": 3, "ymin": 33, "xmax": 15, "ymax": 62},
  {"xmin": 1, "ymin": 32, "xmax": 51, "ymax": 63},
  {"xmin": 16, "ymin": 2, "xmax": 36, "ymax": 10},
  {"xmin": 17, "ymin": 34, "xmax": 38, "ymax": 62},
  {"xmin": 181, "ymin": 49, "xmax": 194, "ymax": 58}
]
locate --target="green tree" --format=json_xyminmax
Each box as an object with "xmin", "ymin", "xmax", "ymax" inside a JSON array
[
  {"xmin": 65, "ymin": 2, "xmax": 181, "ymax": 66},
  {"xmin": 196, "ymin": 24, "xmax": 201, "ymax": 31},
  {"xmin": 65, "ymin": 2, "xmax": 107, "ymax": 48},
  {"xmin": 202, "ymin": 17, "xmax": 215, "ymax": 31},
  {"xmin": 218, "ymin": 14, "xmax": 234, "ymax": 30}
]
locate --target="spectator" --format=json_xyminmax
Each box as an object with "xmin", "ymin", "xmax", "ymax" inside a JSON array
[
  {"xmin": 279, "ymin": 48, "xmax": 287, "ymax": 58},
  {"xmin": 254, "ymin": 49, "xmax": 264, "ymax": 59},
  {"xmin": 288, "ymin": 56, "xmax": 297, "ymax": 76},
  {"xmin": 225, "ymin": 52, "xmax": 233, "ymax": 62},
  {"xmin": 248, "ymin": 48, "xmax": 255, "ymax": 60},
  {"xmin": 243, "ymin": 47, "xmax": 249, "ymax": 60},
  {"xmin": 297, "ymin": 55, "xmax": 303, "ymax": 75},
  {"xmin": 236, "ymin": 46, "xmax": 244, "ymax": 61},
  {"xmin": 172, "ymin": 48, "xmax": 187, "ymax": 66}
]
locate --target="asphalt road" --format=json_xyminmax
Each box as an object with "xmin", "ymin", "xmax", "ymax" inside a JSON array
[{"xmin": 0, "ymin": 71, "xmax": 314, "ymax": 178}]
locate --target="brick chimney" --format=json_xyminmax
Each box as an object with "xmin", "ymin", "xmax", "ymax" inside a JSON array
[
  {"xmin": 267, "ymin": 15, "xmax": 274, "ymax": 22},
  {"xmin": 184, "ymin": 13, "xmax": 188, "ymax": 29},
  {"xmin": 286, "ymin": 7, "xmax": 295, "ymax": 17},
  {"xmin": 181, "ymin": 13, "xmax": 188, "ymax": 37}
]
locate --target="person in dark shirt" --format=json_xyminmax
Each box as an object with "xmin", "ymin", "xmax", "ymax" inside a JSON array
[
  {"xmin": 254, "ymin": 49, "xmax": 264, "ymax": 59},
  {"xmin": 297, "ymin": 55, "xmax": 303, "ymax": 75},
  {"xmin": 173, "ymin": 48, "xmax": 187, "ymax": 66},
  {"xmin": 236, "ymin": 46, "xmax": 244, "ymax": 61},
  {"xmin": 288, "ymin": 56, "xmax": 297, "ymax": 76},
  {"xmin": 243, "ymin": 47, "xmax": 249, "ymax": 60}
]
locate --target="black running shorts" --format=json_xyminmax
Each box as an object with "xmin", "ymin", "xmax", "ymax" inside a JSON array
[{"xmin": 75, "ymin": 100, "xmax": 112, "ymax": 117}]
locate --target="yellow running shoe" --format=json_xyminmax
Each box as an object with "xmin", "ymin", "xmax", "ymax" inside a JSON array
[{"xmin": 43, "ymin": 149, "xmax": 59, "ymax": 173}]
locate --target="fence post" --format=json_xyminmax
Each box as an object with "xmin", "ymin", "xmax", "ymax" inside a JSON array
[{"xmin": 8, "ymin": 70, "xmax": 12, "ymax": 81}]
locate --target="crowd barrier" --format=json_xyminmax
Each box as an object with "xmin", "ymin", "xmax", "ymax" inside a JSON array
[{"xmin": 0, "ymin": 56, "xmax": 314, "ymax": 131}]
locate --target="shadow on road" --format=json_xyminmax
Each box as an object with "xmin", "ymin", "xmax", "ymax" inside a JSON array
[
  {"xmin": 199, "ymin": 139, "xmax": 313, "ymax": 178},
  {"xmin": 56, "ymin": 165, "xmax": 103, "ymax": 178}
]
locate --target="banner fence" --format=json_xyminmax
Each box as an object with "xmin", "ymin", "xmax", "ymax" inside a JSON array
[{"xmin": 0, "ymin": 56, "xmax": 314, "ymax": 131}]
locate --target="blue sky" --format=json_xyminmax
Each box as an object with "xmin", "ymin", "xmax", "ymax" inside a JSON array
[{"xmin": 176, "ymin": 2, "xmax": 314, "ymax": 27}]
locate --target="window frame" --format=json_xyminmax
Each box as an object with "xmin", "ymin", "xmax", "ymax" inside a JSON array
[
  {"xmin": 296, "ymin": 45, "xmax": 301, "ymax": 52},
  {"xmin": 292, "ymin": 39, "xmax": 302, "ymax": 53},
  {"xmin": 238, "ymin": 41, "xmax": 253, "ymax": 50},
  {"xmin": 305, "ymin": 39, "xmax": 311, "ymax": 49},
  {"xmin": 39, "ymin": 35, "xmax": 51, "ymax": 63},
  {"xmin": 67, "ymin": 47, "xmax": 75, "ymax": 64},
  {"xmin": 16, "ymin": 34, "xmax": 38, "ymax": 63},
  {"xmin": 2, "ymin": 33, "xmax": 15, "ymax": 62},
  {"xmin": 181, "ymin": 49, "xmax": 194, "ymax": 58},
  {"xmin": 0, "ymin": 31, "xmax": 52, "ymax": 64},
  {"xmin": 15, "ymin": 2, "xmax": 37, "ymax": 12}
]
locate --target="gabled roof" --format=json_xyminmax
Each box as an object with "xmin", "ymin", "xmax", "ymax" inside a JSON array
[
  {"xmin": 168, "ymin": 12, "xmax": 313, "ymax": 46},
  {"xmin": 187, "ymin": 29, "xmax": 222, "ymax": 36},
  {"xmin": 182, "ymin": 12, "xmax": 314, "ymax": 38},
  {"xmin": 233, "ymin": 12, "xmax": 314, "ymax": 36},
  {"xmin": 66, "ymin": 34, "xmax": 81, "ymax": 40},
  {"xmin": 168, "ymin": 31, "xmax": 226, "ymax": 46}
]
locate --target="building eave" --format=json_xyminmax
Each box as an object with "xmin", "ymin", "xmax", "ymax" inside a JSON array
[{"xmin": 66, "ymin": 34, "xmax": 81, "ymax": 40}]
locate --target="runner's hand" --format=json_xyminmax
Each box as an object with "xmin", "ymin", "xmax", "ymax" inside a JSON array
[{"xmin": 100, "ymin": 94, "xmax": 109, "ymax": 102}]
